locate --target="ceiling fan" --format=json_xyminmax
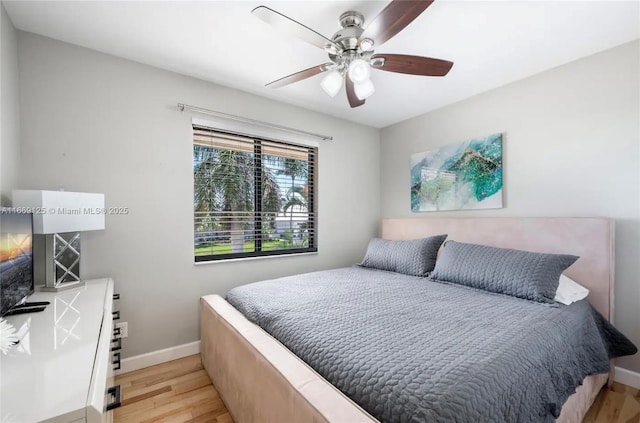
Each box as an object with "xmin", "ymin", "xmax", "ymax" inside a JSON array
[{"xmin": 252, "ymin": 0, "xmax": 453, "ymax": 108}]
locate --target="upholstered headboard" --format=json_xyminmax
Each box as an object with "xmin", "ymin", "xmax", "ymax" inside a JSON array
[{"xmin": 382, "ymin": 218, "xmax": 614, "ymax": 322}]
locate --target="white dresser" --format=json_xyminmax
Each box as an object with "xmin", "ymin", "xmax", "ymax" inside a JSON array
[{"xmin": 0, "ymin": 278, "xmax": 121, "ymax": 423}]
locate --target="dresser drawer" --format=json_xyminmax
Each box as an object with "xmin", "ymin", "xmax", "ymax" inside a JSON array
[{"xmin": 87, "ymin": 282, "xmax": 116, "ymax": 423}]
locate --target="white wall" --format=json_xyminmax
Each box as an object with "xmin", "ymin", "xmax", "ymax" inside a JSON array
[
  {"xmin": 17, "ymin": 32, "xmax": 381, "ymax": 358},
  {"xmin": 0, "ymin": 4, "xmax": 20, "ymax": 206},
  {"xmin": 381, "ymin": 40, "xmax": 640, "ymax": 372}
]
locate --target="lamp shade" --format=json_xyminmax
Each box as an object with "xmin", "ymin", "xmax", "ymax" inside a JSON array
[{"xmin": 12, "ymin": 190, "xmax": 105, "ymax": 234}]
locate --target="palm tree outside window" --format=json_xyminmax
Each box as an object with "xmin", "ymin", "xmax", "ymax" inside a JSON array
[{"xmin": 193, "ymin": 127, "xmax": 317, "ymax": 261}]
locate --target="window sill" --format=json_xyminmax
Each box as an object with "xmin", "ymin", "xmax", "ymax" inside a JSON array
[{"xmin": 194, "ymin": 251, "xmax": 318, "ymax": 265}]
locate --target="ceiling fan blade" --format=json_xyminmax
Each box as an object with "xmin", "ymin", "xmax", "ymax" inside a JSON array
[
  {"xmin": 252, "ymin": 6, "xmax": 341, "ymax": 52},
  {"xmin": 371, "ymin": 54, "xmax": 453, "ymax": 76},
  {"xmin": 345, "ymin": 77, "xmax": 365, "ymax": 108},
  {"xmin": 361, "ymin": 0, "xmax": 434, "ymax": 47},
  {"xmin": 265, "ymin": 63, "xmax": 334, "ymax": 89}
]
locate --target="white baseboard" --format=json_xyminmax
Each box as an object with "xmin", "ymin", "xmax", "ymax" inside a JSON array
[
  {"xmin": 614, "ymin": 366, "xmax": 640, "ymax": 390},
  {"xmin": 115, "ymin": 340, "xmax": 201, "ymax": 375}
]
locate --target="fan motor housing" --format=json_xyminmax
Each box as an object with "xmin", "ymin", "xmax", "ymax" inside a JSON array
[
  {"xmin": 339, "ymin": 11, "xmax": 364, "ymax": 28},
  {"xmin": 332, "ymin": 11, "xmax": 364, "ymax": 52}
]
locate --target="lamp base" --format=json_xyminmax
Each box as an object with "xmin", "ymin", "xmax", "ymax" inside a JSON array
[
  {"xmin": 42, "ymin": 232, "xmax": 83, "ymax": 291},
  {"xmin": 40, "ymin": 280, "xmax": 85, "ymax": 292}
]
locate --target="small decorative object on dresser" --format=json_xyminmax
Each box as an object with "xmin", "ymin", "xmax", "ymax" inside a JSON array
[
  {"xmin": 0, "ymin": 318, "xmax": 19, "ymax": 354},
  {"xmin": 0, "ymin": 278, "xmax": 121, "ymax": 422},
  {"xmin": 12, "ymin": 190, "xmax": 105, "ymax": 292}
]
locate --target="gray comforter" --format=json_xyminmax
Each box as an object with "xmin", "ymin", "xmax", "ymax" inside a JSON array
[{"xmin": 226, "ymin": 267, "xmax": 637, "ymax": 423}]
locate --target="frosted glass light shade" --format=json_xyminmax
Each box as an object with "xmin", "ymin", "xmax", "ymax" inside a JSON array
[
  {"xmin": 354, "ymin": 79, "xmax": 375, "ymax": 100},
  {"xmin": 12, "ymin": 190, "xmax": 105, "ymax": 234},
  {"xmin": 348, "ymin": 59, "xmax": 371, "ymax": 84},
  {"xmin": 320, "ymin": 70, "xmax": 343, "ymax": 97}
]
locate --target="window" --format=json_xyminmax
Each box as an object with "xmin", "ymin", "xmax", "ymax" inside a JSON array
[{"xmin": 193, "ymin": 126, "xmax": 317, "ymax": 261}]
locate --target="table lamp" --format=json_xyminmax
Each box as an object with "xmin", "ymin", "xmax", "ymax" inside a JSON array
[{"xmin": 12, "ymin": 190, "xmax": 105, "ymax": 291}]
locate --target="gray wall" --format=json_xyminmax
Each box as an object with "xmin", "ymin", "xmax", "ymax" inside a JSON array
[
  {"xmin": 381, "ymin": 40, "xmax": 640, "ymax": 372},
  {"xmin": 17, "ymin": 32, "xmax": 381, "ymax": 358},
  {"xmin": 0, "ymin": 4, "xmax": 20, "ymax": 206}
]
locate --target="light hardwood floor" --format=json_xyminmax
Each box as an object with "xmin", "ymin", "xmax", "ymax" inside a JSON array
[
  {"xmin": 584, "ymin": 381, "xmax": 640, "ymax": 423},
  {"xmin": 114, "ymin": 354, "xmax": 640, "ymax": 423},
  {"xmin": 114, "ymin": 354, "xmax": 231, "ymax": 423}
]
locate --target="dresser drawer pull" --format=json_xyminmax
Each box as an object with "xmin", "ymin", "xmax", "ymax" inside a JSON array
[
  {"xmin": 113, "ymin": 293, "xmax": 120, "ymax": 300},
  {"xmin": 111, "ymin": 337, "xmax": 122, "ymax": 352},
  {"xmin": 112, "ymin": 310, "xmax": 120, "ymax": 320},
  {"xmin": 113, "ymin": 352, "xmax": 121, "ymax": 370},
  {"xmin": 106, "ymin": 385, "xmax": 122, "ymax": 411}
]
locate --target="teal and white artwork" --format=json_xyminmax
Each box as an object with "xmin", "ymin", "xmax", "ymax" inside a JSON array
[{"xmin": 411, "ymin": 133, "xmax": 503, "ymax": 212}]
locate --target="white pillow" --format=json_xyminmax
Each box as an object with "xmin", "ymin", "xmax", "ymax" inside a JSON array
[{"xmin": 554, "ymin": 274, "xmax": 589, "ymax": 305}]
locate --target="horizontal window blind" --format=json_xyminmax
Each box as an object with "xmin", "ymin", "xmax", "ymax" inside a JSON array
[{"xmin": 193, "ymin": 126, "xmax": 317, "ymax": 261}]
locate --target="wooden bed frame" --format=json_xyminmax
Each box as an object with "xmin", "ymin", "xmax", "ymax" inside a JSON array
[{"xmin": 200, "ymin": 217, "xmax": 615, "ymax": 423}]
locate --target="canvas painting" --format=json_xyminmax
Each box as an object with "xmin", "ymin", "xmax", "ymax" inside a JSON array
[{"xmin": 411, "ymin": 133, "xmax": 503, "ymax": 212}]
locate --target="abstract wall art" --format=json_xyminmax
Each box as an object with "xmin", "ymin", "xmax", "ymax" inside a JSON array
[{"xmin": 411, "ymin": 133, "xmax": 503, "ymax": 212}]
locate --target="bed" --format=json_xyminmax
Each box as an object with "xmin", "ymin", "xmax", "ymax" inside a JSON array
[{"xmin": 200, "ymin": 217, "xmax": 632, "ymax": 422}]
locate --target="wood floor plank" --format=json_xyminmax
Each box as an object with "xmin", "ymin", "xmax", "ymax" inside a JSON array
[
  {"xmin": 121, "ymin": 357, "xmax": 202, "ymax": 383},
  {"xmin": 117, "ymin": 355, "xmax": 202, "ymax": 386},
  {"xmin": 215, "ymin": 412, "xmax": 234, "ymax": 423},
  {"xmin": 122, "ymin": 385, "xmax": 172, "ymax": 407},
  {"xmin": 172, "ymin": 373, "xmax": 215, "ymax": 395},
  {"xmin": 149, "ymin": 409, "xmax": 194, "ymax": 423},
  {"xmin": 189, "ymin": 396, "xmax": 226, "ymax": 419},
  {"xmin": 115, "ymin": 389, "xmax": 176, "ymax": 420},
  {"xmin": 156, "ymin": 386, "xmax": 214, "ymax": 411},
  {"xmin": 127, "ymin": 361, "xmax": 204, "ymax": 388},
  {"xmin": 115, "ymin": 353, "xmax": 640, "ymax": 423},
  {"xmin": 596, "ymin": 390, "xmax": 626, "ymax": 422},
  {"xmin": 125, "ymin": 387, "xmax": 218, "ymax": 423},
  {"xmin": 618, "ymin": 395, "xmax": 640, "ymax": 423},
  {"xmin": 186, "ymin": 411, "xmax": 221, "ymax": 423},
  {"xmin": 124, "ymin": 369, "xmax": 209, "ymax": 399},
  {"xmin": 613, "ymin": 382, "xmax": 631, "ymax": 394},
  {"xmin": 625, "ymin": 412, "xmax": 640, "ymax": 423}
]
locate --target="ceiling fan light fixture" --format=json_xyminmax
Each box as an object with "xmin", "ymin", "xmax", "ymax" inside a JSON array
[
  {"xmin": 354, "ymin": 79, "xmax": 375, "ymax": 100},
  {"xmin": 320, "ymin": 69, "xmax": 343, "ymax": 97},
  {"xmin": 360, "ymin": 38, "xmax": 374, "ymax": 52},
  {"xmin": 347, "ymin": 59, "xmax": 371, "ymax": 84},
  {"xmin": 254, "ymin": 2, "xmax": 452, "ymax": 109}
]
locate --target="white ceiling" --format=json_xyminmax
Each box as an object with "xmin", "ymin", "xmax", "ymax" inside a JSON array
[{"xmin": 4, "ymin": 1, "xmax": 639, "ymax": 128}]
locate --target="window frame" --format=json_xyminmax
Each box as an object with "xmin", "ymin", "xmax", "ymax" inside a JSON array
[{"xmin": 193, "ymin": 127, "xmax": 318, "ymax": 263}]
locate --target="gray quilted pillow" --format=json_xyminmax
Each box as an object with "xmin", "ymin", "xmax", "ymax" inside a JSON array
[
  {"xmin": 431, "ymin": 241, "xmax": 578, "ymax": 302},
  {"xmin": 360, "ymin": 235, "xmax": 447, "ymax": 277}
]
